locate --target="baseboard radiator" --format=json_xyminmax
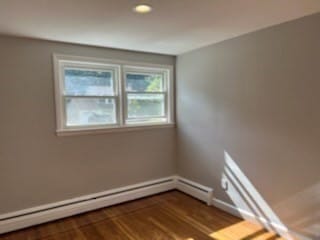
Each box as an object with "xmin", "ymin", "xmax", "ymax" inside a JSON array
[
  {"xmin": 175, "ymin": 176, "xmax": 213, "ymax": 205},
  {"xmin": 0, "ymin": 176, "xmax": 305, "ymax": 240},
  {"xmin": 0, "ymin": 177, "xmax": 176, "ymax": 234}
]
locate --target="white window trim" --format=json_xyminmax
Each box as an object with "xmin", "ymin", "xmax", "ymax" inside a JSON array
[
  {"xmin": 123, "ymin": 66, "xmax": 169, "ymax": 124},
  {"xmin": 53, "ymin": 54, "xmax": 175, "ymax": 136}
]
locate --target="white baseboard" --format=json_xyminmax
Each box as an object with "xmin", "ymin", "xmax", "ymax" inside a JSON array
[
  {"xmin": 0, "ymin": 176, "xmax": 175, "ymax": 234},
  {"xmin": 212, "ymin": 197, "xmax": 243, "ymax": 218},
  {"xmin": 0, "ymin": 175, "xmax": 310, "ymax": 240},
  {"xmin": 212, "ymin": 198, "xmax": 311, "ymax": 240},
  {"xmin": 174, "ymin": 177, "xmax": 309, "ymax": 240},
  {"xmin": 211, "ymin": 197, "xmax": 288, "ymax": 230},
  {"xmin": 175, "ymin": 176, "xmax": 213, "ymax": 205}
]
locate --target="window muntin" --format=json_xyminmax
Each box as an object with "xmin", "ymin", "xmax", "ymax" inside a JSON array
[
  {"xmin": 124, "ymin": 69, "xmax": 168, "ymax": 125},
  {"xmin": 54, "ymin": 55, "xmax": 173, "ymax": 134},
  {"xmin": 60, "ymin": 65, "xmax": 119, "ymax": 129}
]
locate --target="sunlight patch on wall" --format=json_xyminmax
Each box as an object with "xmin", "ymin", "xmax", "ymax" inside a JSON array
[{"xmin": 222, "ymin": 151, "xmax": 293, "ymax": 240}]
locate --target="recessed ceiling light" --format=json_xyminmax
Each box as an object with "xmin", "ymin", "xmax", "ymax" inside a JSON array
[{"xmin": 133, "ymin": 4, "xmax": 152, "ymax": 14}]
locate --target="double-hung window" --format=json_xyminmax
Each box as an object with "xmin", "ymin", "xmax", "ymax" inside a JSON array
[
  {"xmin": 53, "ymin": 54, "xmax": 174, "ymax": 135},
  {"xmin": 124, "ymin": 67, "xmax": 168, "ymax": 125}
]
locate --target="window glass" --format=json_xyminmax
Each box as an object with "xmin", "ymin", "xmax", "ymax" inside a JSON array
[
  {"xmin": 54, "ymin": 55, "xmax": 173, "ymax": 134},
  {"xmin": 126, "ymin": 73, "xmax": 163, "ymax": 92},
  {"xmin": 127, "ymin": 93, "xmax": 165, "ymax": 119},
  {"xmin": 64, "ymin": 69, "xmax": 114, "ymax": 96},
  {"xmin": 65, "ymin": 97, "xmax": 116, "ymax": 126}
]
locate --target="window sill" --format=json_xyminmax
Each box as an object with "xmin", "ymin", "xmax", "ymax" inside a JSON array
[{"xmin": 56, "ymin": 123, "xmax": 176, "ymax": 136}]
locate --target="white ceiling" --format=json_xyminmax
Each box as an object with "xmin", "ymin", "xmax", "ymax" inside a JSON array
[{"xmin": 0, "ymin": 0, "xmax": 319, "ymax": 55}]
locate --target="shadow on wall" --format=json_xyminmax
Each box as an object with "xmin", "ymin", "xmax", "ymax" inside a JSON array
[{"xmin": 222, "ymin": 151, "xmax": 293, "ymax": 240}]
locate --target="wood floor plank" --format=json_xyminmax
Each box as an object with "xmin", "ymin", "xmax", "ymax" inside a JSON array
[
  {"xmin": 116, "ymin": 206, "xmax": 212, "ymax": 240},
  {"xmin": 0, "ymin": 191, "xmax": 283, "ymax": 240}
]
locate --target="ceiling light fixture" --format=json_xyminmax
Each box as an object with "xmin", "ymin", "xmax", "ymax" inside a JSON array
[{"xmin": 133, "ymin": 4, "xmax": 152, "ymax": 14}]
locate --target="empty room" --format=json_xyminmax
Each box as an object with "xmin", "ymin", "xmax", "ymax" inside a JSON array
[{"xmin": 0, "ymin": 1, "xmax": 319, "ymax": 239}]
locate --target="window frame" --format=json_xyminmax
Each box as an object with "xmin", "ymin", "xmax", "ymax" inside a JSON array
[
  {"xmin": 123, "ymin": 66, "xmax": 169, "ymax": 125},
  {"xmin": 53, "ymin": 54, "xmax": 174, "ymax": 136}
]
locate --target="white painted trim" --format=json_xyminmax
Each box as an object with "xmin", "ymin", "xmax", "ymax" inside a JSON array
[
  {"xmin": 56, "ymin": 123, "xmax": 175, "ymax": 136},
  {"xmin": 212, "ymin": 198, "xmax": 287, "ymax": 234},
  {"xmin": 211, "ymin": 197, "xmax": 242, "ymax": 218},
  {"xmin": 0, "ymin": 175, "xmax": 211, "ymax": 234},
  {"xmin": 211, "ymin": 198, "xmax": 311, "ymax": 240},
  {"xmin": 0, "ymin": 176, "xmax": 175, "ymax": 234},
  {"xmin": 52, "ymin": 54, "xmax": 175, "ymax": 136},
  {"xmin": 53, "ymin": 54, "xmax": 122, "ymax": 133},
  {"xmin": 175, "ymin": 176, "xmax": 213, "ymax": 206},
  {"xmin": 0, "ymin": 176, "xmax": 309, "ymax": 240},
  {"xmin": 173, "ymin": 176, "xmax": 309, "ymax": 240},
  {"xmin": 176, "ymin": 176, "xmax": 212, "ymax": 192},
  {"xmin": 174, "ymin": 176, "xmax": 310, "ymax": 240},
  {"xmin": 122, "ymin": 66, "xmax": 172, "ymax": 124},
  {"xmin": 53, "ymin": 54, "xmax": 174, "ymax": 70}
]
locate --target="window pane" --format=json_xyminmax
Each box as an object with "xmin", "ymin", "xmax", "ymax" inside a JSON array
[
  {"xmin": 126, "ymin": 73, "xmax": 163, "ymax": 92},
  {"xmin": 65, "ymin": 97, "xmax": 116, "ymax": 126},
  {"xmin": 127, "ymin": 93, "xmax": 165, "ymax": 119},
  {"xmin": 64, "ymin": 69, "xmax": 114, "ymax": 96}
]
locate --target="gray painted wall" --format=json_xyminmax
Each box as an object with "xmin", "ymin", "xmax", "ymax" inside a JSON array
[
  {"xmin": 176, "ymin": 13, "xmax": 320, "ymax": 238},
  {"xmin": 1, "ymin": 12, "xmax": 319, "ymax": 239},
  {"xmin": 0, "ymin": 36, "xmax": 176, "ymax": 214}
]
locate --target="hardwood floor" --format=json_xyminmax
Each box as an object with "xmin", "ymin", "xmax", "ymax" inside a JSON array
[{"xmin": 0, "ymin": 191, "xmax": 284, "ymax": 240}]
